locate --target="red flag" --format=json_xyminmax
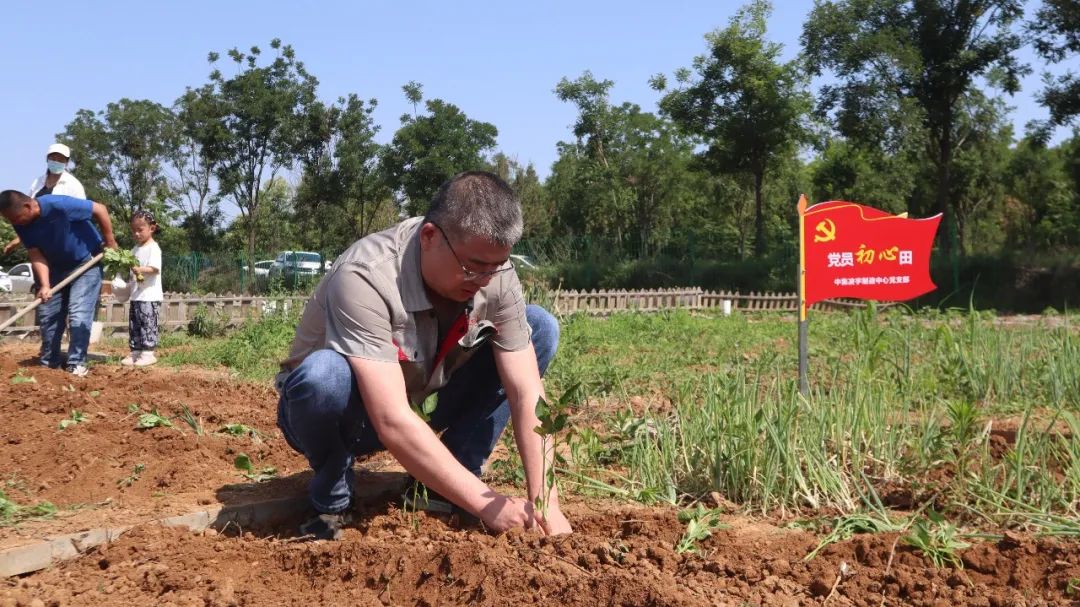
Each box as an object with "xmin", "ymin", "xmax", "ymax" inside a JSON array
[{"xmin": 801, "ymin": 200, "xmax": 941, "ymax": 307}]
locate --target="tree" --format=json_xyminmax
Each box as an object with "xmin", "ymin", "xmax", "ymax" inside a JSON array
[
  {"xmin": 296, "ymin": 94, "xmax": 394, "ymax": 253},
  {"xmin": 552, "ymin": 72, "xmax": 700, "ymax": 257},
  {"xmin": 491, "ymin": 153, "xmax": 553, "ymax": 240},
  {"xmin": 654, "ymin": 1, "xmax": 812, "ymax": 257},
  {"xmin": 59, "ymin": 99, "xmax": 177, "ymax": 240},
  {"xmin": 1029, "ymin": 0, "xmax": 1080, "ymax": 129},
  {"xmin": 948, "ymin": 92, "xmax": 1014, "ymax": 254},
  {"xmin": 171, "ymin": 85, "xmax": 225, "ymax": 252},
  {"xmin": 383, "ymin": 82, "xmax": 499, "ymax": 216},
  {"xmin": 802, "ymin": 0, "xmax": 1027, "ymax": 253},
  {"xmin": 197, "ymin": 39, "xmax": 319, "ymax": 279}
]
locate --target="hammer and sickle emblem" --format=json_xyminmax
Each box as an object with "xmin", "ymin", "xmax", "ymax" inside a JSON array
[{"xmin": 813, "ymin": 219, "xmax": 836, "ymax": 243}]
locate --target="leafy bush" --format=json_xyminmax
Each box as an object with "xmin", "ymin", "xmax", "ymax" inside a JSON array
[{"xmin": 187, "ymin": 304, "xmax": 231, "ymax": 338}]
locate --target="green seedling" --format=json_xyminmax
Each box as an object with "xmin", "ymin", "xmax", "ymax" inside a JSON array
[
  {"xmin": 126, "ymin": 403, "xmax": 141, "ymax": 414},
  {"xmin": 137, "ymin": 409, "xmax": 173, "ymax": 429},
  {"xmin": 234, "ymin": 453, "xmax": 277, "ymax": 482},
  {"xmin": 675, "ymin": 504, "xmax": 729, "ymax": 554},
  {"xmin": 805, "ymin": 512, "xmax": 903, "ymax": 560},
  {"xmin": 178, "ymin": 404, "xmax": 203, "ymax": 435},
  {"xmin": 533, "ymin": 383, "xmax": 579, "ymax": 520},
  {"xmin": 411, "ymin": 393, "xmax": 438, "ymax": 422},
  {"xmin": 88, "ymin": 390, "xmax": 101, "ymax": 398},
  {"xmin": 1067, "ymin": 578, "xmax": 1080, "ymax": 596},
  {"xmin": 0, "ymin": 490, "xmax": 56, "ymax": 526},
  {"xmin": 58, "ymin": 410, "xmax": 87, "ymax": 430},
  {"xmin": 10, "ymin": 369, "xmax": 36, "ymax": 385},
  {"xmin": 218, "ymin": 423, "xmax": 260, "ymax": 439},
  {"xmin": 117, "ymin": 464, "xmax": 145, "ymax": 488},
  {"xmin": 902, "ymin": 510, "xmax": 971, "ymax": 568}
]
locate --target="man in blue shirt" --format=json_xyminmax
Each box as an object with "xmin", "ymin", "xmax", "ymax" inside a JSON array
[{"xmin": 0, "ymin": 190, "xmax": 119, "ymax": 376}]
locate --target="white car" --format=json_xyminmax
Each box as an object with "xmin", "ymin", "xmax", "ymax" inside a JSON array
[
  {"xmin": 0, "ymin": 269, "xmax": 11, "ymax": 293},
  {"xmin": 4, "ymin": 263, "xmax": 35, "ymax": 294},
  {"xmin": 253, "ymin": 260, "xmax": 275, "ymax": 277}
]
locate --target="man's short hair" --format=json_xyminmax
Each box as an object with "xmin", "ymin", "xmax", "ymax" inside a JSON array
[
  {"xmin": 0, "ymin": 190, "xmax": 30, "ymax": 214},
  {"xmin": 424, "ymin": 171, "xmax": 523, "ymax": 248}
]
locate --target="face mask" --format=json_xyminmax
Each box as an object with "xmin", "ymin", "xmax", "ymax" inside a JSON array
[{"xmin": 47, "ymin": 160, "xmax": 66, "ymax": 174}]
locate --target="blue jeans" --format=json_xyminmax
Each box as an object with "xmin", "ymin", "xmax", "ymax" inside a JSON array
[
  {"xmin": 278, "ymin": 304, "xmax": 560, "ymax": 514},
  {"xmin": 37, "ymin": 263, "xmax": 102, "ymax": 368}
]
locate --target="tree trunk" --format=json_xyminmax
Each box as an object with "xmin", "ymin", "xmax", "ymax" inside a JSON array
[
  {"xmin": 934, "ymin": 122, "xmax": 954, "ymax": 257},
  {"xmin": 753, "ymin": 170, "xmax": 766, "ymax": 258}
]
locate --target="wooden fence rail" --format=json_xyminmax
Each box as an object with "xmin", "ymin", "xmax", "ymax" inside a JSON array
[{"xmin": 0, "ymin": 288, "xmax": 884, "ymax": 335}]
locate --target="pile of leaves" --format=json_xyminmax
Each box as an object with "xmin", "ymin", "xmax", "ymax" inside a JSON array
[{"xmin": 102, "ymin": 248, "xmax": 139, "ymax": 280}]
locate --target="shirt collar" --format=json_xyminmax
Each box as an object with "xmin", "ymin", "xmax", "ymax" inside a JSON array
[{"xmin": 400, "ymin": 222, "xmax": 433, "ymax": 313}]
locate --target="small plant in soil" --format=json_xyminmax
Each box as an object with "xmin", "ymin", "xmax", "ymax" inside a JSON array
[
  {"xmin": 0, "ymin": 490, "xmax": 56, "ymax": 526},
  {"xmin": 134, "ymin": 407, "xmax": 173, "ymax": 429},
  {"xmin": 218, "ymin": 423, "xmax": 261, "ymax": 440},
  {"xmin": 805, "ymin": 511, "xmax": 903, "ymax": 561},
  {"xmin": 533, "ymin": 384, "xmax": 578, "ymax": 520},
  {"xmin": 676, "ymin": 504, "xmax": 728, "ymax": 554},
  {"xmin": 1067, "ymin": 578, "xmax": 1080, "ymax": 596},
  {"xmin": 117, "ymin": 464, "xmax": 145, "ymax": 488},
  {"xmin": 10, "ymin": 369, "xmax": 36, "ymax": 385},
  {"xmin": 178, "ymin": 404, "xmax": 204, "ymax": 435},
  {"xmin": 58, "ymin": 410, "xmax": 87, "ymax": 430},
  {"xmin": 234, "ymin": 453, "xmax": 277, "ymax": 482},
  {"xmin": 902, "ymin": 510, "xmax": 971, "ymax": 568}
]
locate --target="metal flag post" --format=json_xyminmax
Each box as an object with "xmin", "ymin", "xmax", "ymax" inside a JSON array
[{"xmin": 797, "ymin": 195, "xmax": 809, "ymax": 397}]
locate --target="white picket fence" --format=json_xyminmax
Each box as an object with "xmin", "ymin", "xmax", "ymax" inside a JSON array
[{"xmin": 0, "ymin": 287, "xmax": 883, "ymax": 335}]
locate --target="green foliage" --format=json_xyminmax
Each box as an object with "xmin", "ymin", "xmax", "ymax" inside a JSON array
[
  {"xmin": 58, "ymin": 98, "xmax": 176, "ymax": 234},
  {"xmin": 198, "ymin": 40, "xmax": 320, "ymax": 285},
  {"xmin": 218, "ymin": 423, "xmax": 259, "ymax": 439},
  {"xmin": 655, "ymin": 0, "xmax": 812, "ymax": 257},
  {"xmin": 58, "ymin": 410, "xmax": 87, "ymax": 430},
  {"xmin": 675, "ymin": 504, "xmax": 729, "ymax": 554},
  {"xmin": 532, "ymin": 384, "xmax": 579, "ymax": 518},
  {"xmin": 0, "ymin": 490, "xmax": 56, "ymax": 527},
  {"xmin": 179, "ymin": 404, "xmax": 203, "ymax": 435},
  {"xmin": 117, "ymin": 464, "xmax": 145, "ymax": 488},
  {"xmin": 169, "ymin": 307, "xmax": 300, "ymax": 380},
  {"xmin": 805, "ymin": 511, "xmax": 903, "ymax": 561},
  {"xmin": 234, "ymin": 453, "xmax": 277, "ymax": 482},
  {"xmin": 136, "ymin": 409, "xmax": 173, "ymax": 429},
  {"xmin": 187, "ymin": 304, "xmax": 231, "ymax": 338},
  {"xmin": 902, "ymin": 511, "xmax": 971, "ymax": 569},
  {"xmin": 9, "ymin": 369, "xmax": 36, "ymax": 385},
  {"xmin": 102, "ymin": 248, "xmax": 139, "ymax": 279},
  {"xmin": 383, "ymin": 83, "xmax": 499, "ymax": 216}
]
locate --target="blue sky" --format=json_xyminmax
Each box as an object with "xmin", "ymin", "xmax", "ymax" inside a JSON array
[{"xmin": 1, "ymin": 0, "xmax": 1070, "ymax": 204}]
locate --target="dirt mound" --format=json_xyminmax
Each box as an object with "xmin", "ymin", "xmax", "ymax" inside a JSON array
[{"xmin": 4, "ymin": 502, "xmax": 1079, "ymax": 606}]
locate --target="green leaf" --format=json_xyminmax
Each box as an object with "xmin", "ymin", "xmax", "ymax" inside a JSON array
[{"xmin": 234, "ymin": 453, "xmax": 254, "ymax": 473}]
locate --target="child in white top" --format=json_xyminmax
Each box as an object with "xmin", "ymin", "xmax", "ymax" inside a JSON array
[{"xmin": 121, "ymin": 210, "xmax": 163, "ymax": 366}]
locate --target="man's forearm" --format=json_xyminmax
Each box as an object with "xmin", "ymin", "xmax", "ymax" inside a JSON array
[{"xmin": 378, "ymin": 413, "xmax": 501, "ymax": 516}]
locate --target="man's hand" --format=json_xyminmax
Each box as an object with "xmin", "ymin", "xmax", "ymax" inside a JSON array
[
  {"xmin": 37, "ymin": 285, "xmax": 52, "ymax": 302},
  {"xmin": 2, "ymin": 239, "xmax": 19, "ymax": 256},
  {"xmin": 104, "ymin": 238, "xmax": 119, "ymax": 250},
  {"xmin": 535, "ymin": 504, "xmax": 573, "ymax": 536},
  {"xmin": 479, "ymin": 495, "xmax": 537, "ymax": 533}
]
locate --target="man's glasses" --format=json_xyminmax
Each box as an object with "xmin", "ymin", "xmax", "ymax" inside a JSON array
[{"xmin": 431, "ymin": 223, "xmax": 514, "ymax": 282}]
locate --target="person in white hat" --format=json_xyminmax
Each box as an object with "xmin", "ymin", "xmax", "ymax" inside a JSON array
[{"xmin": 3, "ymin": 144, "xmax": 87, "ymax": 255}]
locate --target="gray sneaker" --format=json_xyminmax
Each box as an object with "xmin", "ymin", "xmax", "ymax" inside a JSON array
[
  {"xmin": 66, "ymin": 364, "xmax": 89, "ymax": 378},
  {"xmin": 400, "ymin": 479, "xmax": 455, "ymax": 514}
]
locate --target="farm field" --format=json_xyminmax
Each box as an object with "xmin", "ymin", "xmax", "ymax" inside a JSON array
[{"xmin": 2, "ymin": 307, "xmax": 1079, "ymax": 606}]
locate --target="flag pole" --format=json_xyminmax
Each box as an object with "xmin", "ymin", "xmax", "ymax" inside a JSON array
[{"xmin": 797, "ymin": 195, "xmax": 809, "ymax": 397}]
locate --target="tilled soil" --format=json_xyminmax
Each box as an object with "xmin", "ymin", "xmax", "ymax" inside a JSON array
[{"xmin": 2, "ymin": 345, "xmax": 1080, "ymax": 606}]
